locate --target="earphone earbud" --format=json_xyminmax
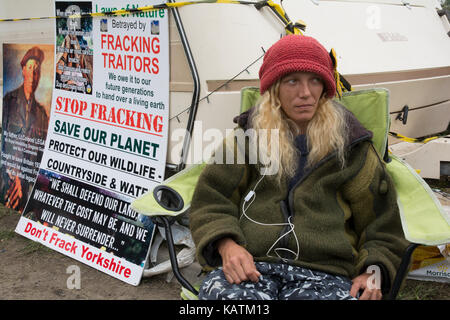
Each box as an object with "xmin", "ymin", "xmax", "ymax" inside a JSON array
[{"xmin": 244, "ymin": 191, "xmax": 255, "ymax": 203}]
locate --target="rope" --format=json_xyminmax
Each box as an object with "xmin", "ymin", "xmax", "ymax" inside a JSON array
[
  {"xmin": 0, "ymin": 1, "xmax": 273, "ymax": 22},
  {"xmin": 170, "ymin": 50, "xmax": 265, "ymax": 122},
  {"xmin": 2, "ymin": 0, "xmax": 350, "ymax": 120},
  {"xmin": 389, "ymin": 131, "xmax": 439, "ymax": 144},
  {"xmin": 0, "ymin": 1, "xmax": 305, "ymax": 35}
]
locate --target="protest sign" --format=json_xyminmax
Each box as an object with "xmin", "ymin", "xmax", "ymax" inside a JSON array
[
  {"xmin": 15, "ymin": 0, "xmax": 169, "ymax": 286},
  {"xmin": 1, "ymin": 44, "xmax": 53, "ymax": 213}
]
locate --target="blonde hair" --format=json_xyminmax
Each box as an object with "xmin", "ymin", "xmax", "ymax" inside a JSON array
[{"xmin": 251, "ymin": 79, "xmax": 348, "ymax": 184}]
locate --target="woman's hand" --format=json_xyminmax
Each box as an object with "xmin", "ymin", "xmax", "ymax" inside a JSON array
[
  {"xmin": 350, "ymin": 271, "xmax": 383, "ymax": 300},
  {"xmin": 217, "ymin": 237, "xmax": 261, "ymax": 284}
]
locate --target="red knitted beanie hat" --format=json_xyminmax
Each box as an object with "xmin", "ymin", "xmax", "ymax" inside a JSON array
[{"xmin": 259, "ymin": 35, "xmax": 336, "ymax": 98}]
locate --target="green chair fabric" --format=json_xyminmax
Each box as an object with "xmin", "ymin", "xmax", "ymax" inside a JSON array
[
  {"xmin": 131, "ymin": 86, "xmax": 449, "ymax": 300},
  {"xmin": 131, "ymin": 87, "xmax": 450, "ymax": 248},
  {"xmin": 240, "ymin": 87, "xmax": 389, "ymax": 158},
  {"xmin": 339, "ymin": 89, "xmax": 389, "ymax": 158},
  {"xmin": 387, "ymin": 154, "xmax": 450, "ymax": 246},
  {"xmin": 132, "ymin": 162, "xmax": 206, "ymax": 217},
  {"xmin": 240, "ymin": 86, "xmax": 261, "ymax": 113}
]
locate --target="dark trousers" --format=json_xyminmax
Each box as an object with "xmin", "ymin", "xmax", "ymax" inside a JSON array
[{"xmin": 199, "ymin": 262, "xmax": 357, "ymax": 300}]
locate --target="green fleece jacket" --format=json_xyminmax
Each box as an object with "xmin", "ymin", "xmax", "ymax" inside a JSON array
[{"xmin": 189, "ymin": 103, "xmax": 409, "ymax": 294}]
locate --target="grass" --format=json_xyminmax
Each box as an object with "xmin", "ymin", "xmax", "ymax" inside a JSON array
[
  {"xmin": 0, "ymin": 180, "xmax": 448, "ymax": 299},
  {"xmin": 396, "ymin": 178, "xmax": 450, "ymax": 300},
  {"xmin": 398, "ymin": 279, "xmax": 450, "ymax": 300},
  {"xmin": 0, "ymin": 205, "xmax": 14, "ymax": 220},
  {"xmin": 0, "ymin": 229, "xmax": 16, "ymax": 241},
  {"xmin": 18, "ymin": 240, "xmax": 53, "ymax": 255}
]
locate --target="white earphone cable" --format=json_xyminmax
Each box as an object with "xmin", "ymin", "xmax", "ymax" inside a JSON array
[{"xmin": 240, "ymin": 169, "xmax": 300, "ymax": 261}]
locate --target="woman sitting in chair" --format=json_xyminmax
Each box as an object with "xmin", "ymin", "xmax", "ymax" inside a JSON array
[{"xmin": 189, "ymin": 35, "xmax": 409, "ymax": 300}]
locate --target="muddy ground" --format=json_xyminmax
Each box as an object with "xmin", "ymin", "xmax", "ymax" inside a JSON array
[
  {"xmin": 0, "ymin": 205, "xmax": 183, "ymax": 300},
  {"xmin": 1, "ymin": 178, "xmax": 449, "ymax": 300}
]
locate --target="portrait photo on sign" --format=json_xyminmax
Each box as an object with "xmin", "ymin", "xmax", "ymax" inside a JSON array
[
  {"xmin": 1, "ymin": 43, "xmax": 54, "ymax": 213},
  {"xmin": 55, "ymin": 1, "xmax": 94, "ymax": 95}
]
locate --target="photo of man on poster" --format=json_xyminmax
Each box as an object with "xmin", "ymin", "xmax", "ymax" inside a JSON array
[{"xmin": 1, "ymin": 45, "xmax": 51, "ymax": 212}]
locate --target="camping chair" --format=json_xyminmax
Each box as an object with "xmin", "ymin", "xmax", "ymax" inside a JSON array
[{"xmin": 131, "ymin": 87, "xmax": 450, "ymax": 300}]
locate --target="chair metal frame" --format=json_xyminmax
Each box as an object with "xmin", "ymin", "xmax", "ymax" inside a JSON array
[
  {"xmin": 159, "ymin": 213, "xmax": 419, "ymax": 299},
  {"xmin": 156, "ymin": 216, "xmax": 200, "ymax": 296},
  {"xmin": 147, "ymin": 87, "xmax": 431, "ymax": 300},
  {"xmin": 133, "ymin": 4, "xmax": 446, "ymax": 301}
]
